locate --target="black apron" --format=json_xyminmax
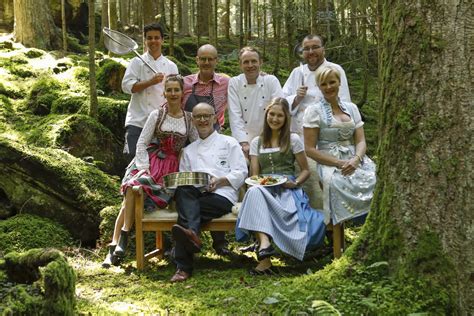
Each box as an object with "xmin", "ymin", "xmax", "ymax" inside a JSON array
[{"xmin": 184, "ymin": 82, "xmax": 220, "ymax": 131}]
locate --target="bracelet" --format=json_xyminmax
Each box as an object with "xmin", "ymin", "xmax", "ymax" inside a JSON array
[
  {"xmin": 295, "ymin": 180, "xmax": 300, "ymax": 187},
  {"xmin": 354, "ymin": 154, "xmax": 362, "ymax": 161}
]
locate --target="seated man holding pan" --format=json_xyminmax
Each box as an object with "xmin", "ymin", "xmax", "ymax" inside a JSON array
[{"xmin": 170, "ymin": 102, "xmax": 248, "ymax": 282}]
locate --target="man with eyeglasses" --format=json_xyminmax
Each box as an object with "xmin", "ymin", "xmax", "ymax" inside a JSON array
[
  {"xmin": 182, "ymin": 44, "xmax": 229, "ymax": 131},
  {"xmin": 283, "ymin": 34, "xmax": 351, "ymax": 139},
  {"xmin": 283, "ymin": 35, "xmax": 350, "ymax": 218},
  {"xmin": 170, "ymin": 103, "xmax": 247, "ymax": 282},
  {"xmin": 121, "ymin": 23, "xmax": 179, "ymax": 162}
]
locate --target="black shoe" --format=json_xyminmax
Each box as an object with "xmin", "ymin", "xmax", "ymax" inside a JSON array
[
  {"xmin": 239, "ymin": 242, "xmax": 257, "ymax": 253},
  {"xmin": 102, "ymin": 245, "xmax": 116, "ymax": 268},
  {"xmin": 257, "ymin": 245, "xmax": 277, "ymax": 261},
  {"xmin": 214, "ymin": 245, "xmax": 232, "ymax": 256},
  {"xmin": 249, "ymin": 266, "xmax": 278, "ymax": 276},
  {"xmin": 113, "ymin": 230, "xmax": 129, "ymax": 258}
]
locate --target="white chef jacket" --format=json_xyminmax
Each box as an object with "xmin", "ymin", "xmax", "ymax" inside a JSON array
[
  {"xmin": 228, "ymin": 74, "xmax": 283, "ymax": 143},
  {"xmin": 122, "ymin": 52, "xmax": 179, "ymax": 128},
  {"xmin": 283, "ymin": 59, "xmax": 350, "ymax": 138},
  {"xmin": 179, "ymin": 131, "xmax": 248, "ymax": 204}
]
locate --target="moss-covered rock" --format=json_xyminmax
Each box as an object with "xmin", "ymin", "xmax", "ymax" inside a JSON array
[
  {"xmin": 176, "ymin": 38, "xmax": 198, "ymax": 56},
  {"xmin": 0, "ymin": 138, "xmax": 120, "ymax": 245},
  {"xmin": 167, "ymin": 56, "xmax": 192, "ymax": 76},
  {"xmin": 96, "ymin": 96, "xmax": 129, "ymax": 138},
  {"xmin": 97, "ymin": 59, "xmax": 126, "ymax": 94},
  {"xmin": 24, "ymin": 48, "xmax": 44, "ymax": 58},
  {"xmin": 72, "ymin": 66, "xmax": 89, "ymax": 82},
  {"xmin": 54, "ymin": 114, "xmax": 128, "ymax": 175},
  {"xmin": 3, "ymin": 248, "xmax": 76, "ymax": 315},
  {"xmin": 0, "ymin": 214, "xmax": 73, "ymax": 254},
  {"xmin": 26, "ymin": 76, "xmax": 66, "ymax": 115},
  {"xmin": 51, "ymin": 94, "xmax": 87, "ymax": 114}
]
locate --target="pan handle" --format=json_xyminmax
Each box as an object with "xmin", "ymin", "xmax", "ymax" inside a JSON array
[{"xmin": 132, "ymin": 50, "xmax": 158, "ymax": 74}]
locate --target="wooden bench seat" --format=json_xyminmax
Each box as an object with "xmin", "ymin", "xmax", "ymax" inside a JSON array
[{"xmin": 133, "ymin": 186, "xmax": 344, "ymax": 270}]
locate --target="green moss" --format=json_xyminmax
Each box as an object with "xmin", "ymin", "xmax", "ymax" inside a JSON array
[
  {"xmin": 96, "ymin": 96, "xmax": 129, "ymax": 136},
  {"xmin": 96, "ymin": 59, "xmax": 126, "ymax": 94},
  {"xmin": 162, "ymin": 43, "xmax": 188, "ymax": 61},
  {"xmin": 51, "ymin": 95, "xmax": 87, "ymax": 114},
  {"xmin": 3, "ymin": 248, "xmax": 76, "ymax": 315},
  {"xmin": 26, "ymin": 76, "xmax": 66, "ymax": 115},
  {"xmin": 24, "ymin": 49, "xmax": 44, "ymax": 58},
  {"xmin": 0, "ymin": 214, "xmax": 74, "ymax": 254},
  {"xmin": 72, "ymin": 66, "xmax": 89, "ymax": 82},
  {"xmin": 176, "ymin": 38, "xmax": 198, "ymax": 56},
  {"xmin": 167, "ymin": 56, "xmax": 192, "ymax": 76}
]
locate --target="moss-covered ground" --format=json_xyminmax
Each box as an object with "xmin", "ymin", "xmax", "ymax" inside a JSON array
[{"xmin": 0, "ymin": 33, "xmax": 451, "ymax": 314}]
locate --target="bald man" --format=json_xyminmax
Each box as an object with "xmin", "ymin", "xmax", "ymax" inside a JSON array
[
  {"xmin": 182, "ymin": 44, "xmax": 229, "ymax": 130},
  {"xmin": 170, "ymin": 103, "xmax": 247, "ymax": 282}
]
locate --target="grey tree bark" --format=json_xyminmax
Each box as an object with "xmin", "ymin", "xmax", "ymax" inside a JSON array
[{"xmin": 13, "ymin": 0, "xmax": 60, "ymax": 50}]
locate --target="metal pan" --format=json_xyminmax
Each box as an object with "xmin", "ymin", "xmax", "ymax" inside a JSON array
[{"xmin": 163, "ymin": 172, "xmax": 211, "ymax": 192}]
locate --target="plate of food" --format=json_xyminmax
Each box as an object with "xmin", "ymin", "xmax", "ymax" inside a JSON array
[{"xmin": 245, "ymin": 174, "xmax": 287, "ymax": 187}]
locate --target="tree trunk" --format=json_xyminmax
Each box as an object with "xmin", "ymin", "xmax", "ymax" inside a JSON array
[
  {"xmin": 224, "ymin": 0, "xmax": 230, "ymax": 39},
  {"xmin": 108, "ymin": 0, "xmax": 118, "ymax": 31},
  {"xmin": 310, "ymin": 0, "xmax": 317, "ymax": 34},
  {"xmin": 239, "ymin": 0, "xmax": 244, "ymax": 47},
  {"xmin": 196, "ymin": 0, "xmax": 209, "ymax": 36},
  {"xmin": 89, "ymin": 0, "xmax": 98, "ymax": 119},
  {"xmin": 181, "ymin": 0, "xmax": 190, "ymax": 35},
  {"xmin": 169, "ymin": 0, "xmax": 175, "ymax": 55},
  {"xmin": 143, "ymin": 0, "xmax": 154, "ymax": 25},
  {"xmin": 99, "ymin": 0, "xmax": 108, "ymax": 51},
  {"xmin": 119, "ymin": 0, "xmax": 128, "ymax": 28},
  {"xmin": 285, "ymin": 0, "xmax": 295, "ymax": 68},
  {"xmin": 356, "ymin": 0, "xmax": 473, "ymax": 313},
  {"xmin": 61, "ymin": 0, "xmax": 68, "ymax": 53},
  {"xmin": 13, "ymin": 0, "xmax": 60, "ymax": 50},
  {"xmin": 271, "ymin": 0, "xmax": 281, "ymax": 75}
]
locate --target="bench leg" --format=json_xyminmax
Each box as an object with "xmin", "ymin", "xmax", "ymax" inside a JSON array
[
  {"xmin": 156, "ymin": 231, "xmax": 164, "ymax": 259},
  {"xmin": 134, "ymin": 190, "xmax": 145, "ymax": 270},
  {"xmin": 332, "ymin": 223, "xmax": 345, "ymax": 258}
]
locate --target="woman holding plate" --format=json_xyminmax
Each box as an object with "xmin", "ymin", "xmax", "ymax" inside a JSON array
[{"xmin": 236, "ymin": 97, "xmax": 326, "ymax": 275}]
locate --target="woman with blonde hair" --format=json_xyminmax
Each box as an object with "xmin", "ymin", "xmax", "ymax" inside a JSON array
[{"xmin": 303, "ymin": 65, "xmax": 376, "ymax": 226}]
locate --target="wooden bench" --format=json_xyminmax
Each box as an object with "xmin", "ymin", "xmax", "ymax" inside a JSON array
[{"xmin": 133, "ymin": 186, "xmax": 345, "ymax": 270}]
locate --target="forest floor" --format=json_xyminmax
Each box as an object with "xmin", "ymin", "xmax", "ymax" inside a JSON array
[{"xmin": 2, "ymin": 34, "xmax": 437, "ymax": 315}]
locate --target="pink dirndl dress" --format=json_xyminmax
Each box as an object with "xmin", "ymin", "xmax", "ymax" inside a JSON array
[{"xmin": 121, "ymin": 106, "xmax": 194, "ymax": 208}]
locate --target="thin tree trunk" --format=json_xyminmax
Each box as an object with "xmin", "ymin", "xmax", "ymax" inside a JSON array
[
  {"xmin": 61, "ymin": 0, "xmax": 68, "ymax": 53},
  {"xmin": 99, "ymin": 0, "xmax": 108, "ymax": 51},
  {"xmin": 181, "ymin": 0, "xmax": 190, "ymax": 35},
  {"xmin": 224, "ymin": 0, "xmax": 230, "ymax": 39},
  {"xmin": 143, "ymin": 0, "xmax": 154, "ymax": 25},
  {"xmin": 169, "ymin": 0, "xmax": 175, "ymax": 56},
  {"xmin": 88, "ymin": 0, "xmax": 98, "ymax": 119}
]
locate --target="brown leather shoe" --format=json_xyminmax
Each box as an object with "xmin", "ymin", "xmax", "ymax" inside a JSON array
[
  {"xmin": 172, "ymin": 224, "xmax": 202, "ymax": 253},
  {"xmin": 170, "ymin": 269, "xmax": 191, "ymax": 282}
]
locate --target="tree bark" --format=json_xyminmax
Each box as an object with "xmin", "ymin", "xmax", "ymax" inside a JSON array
[
  {"xmin": 356, "ymin": 0, "xmax": 473, "ymax": 313},
  {"xmin": 181, "ymin": 0, "xmax": 190, "ymax": 35},
  {"xmin": 169, "ymin": 0, "xmax": 175, "ymax": 55},
  {"xmin": 61, "ymin": 0, "xmax": 68, "ymax": 53},
  {"xmin": 89, "ymin": 0, "xmax": 98, "ymax": 119},
  {"xmin": 143, "ymin": 0, "xmax": 154, "ymax": 25},
  {"xmin": 13, "ymin": 0, "xmax": 61, "ymax": 50},
  {"xmin": 108, "ymin": 0, "xmax": 118, "ymax": 31}
]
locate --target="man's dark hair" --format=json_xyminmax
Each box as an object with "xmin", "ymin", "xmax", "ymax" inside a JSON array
[
  {"xmin": 143, "ymin": 23, "xmax": 164, "ymax": 37},
  {"xmin": 302, "ymin": 34, "xmax": 324, "ymax": 46}
]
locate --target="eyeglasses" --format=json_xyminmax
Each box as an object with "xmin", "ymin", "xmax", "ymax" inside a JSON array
[
  {"xmin": 198, "ymin": 57, "xmax": 217, "ymax": 63},
  {"xmin": 193, "ymin": 114, "xmax": 214, "ymax": 121},
  {"xmin": 302, "ymin": 45, "xmax": 323, "ymax": 52}
]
